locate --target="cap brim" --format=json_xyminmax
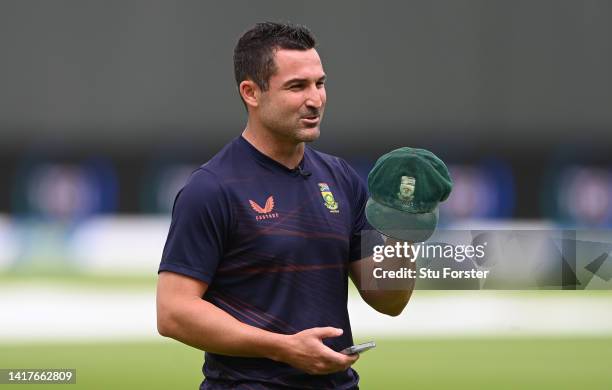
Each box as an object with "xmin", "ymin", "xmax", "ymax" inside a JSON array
[{"xmin": 365, "ymin": 197, "xmax": 438, "ymax": 242}]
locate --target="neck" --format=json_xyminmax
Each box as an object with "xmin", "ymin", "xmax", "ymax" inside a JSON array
[{"xmin": 242, "ymin": 120, "xmax": 305, "ymax": 169}]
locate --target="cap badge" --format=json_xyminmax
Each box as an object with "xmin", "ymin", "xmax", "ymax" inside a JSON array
[{"xmin": 397, "ymin": 176, "xmax": 415, "ymax": 201}]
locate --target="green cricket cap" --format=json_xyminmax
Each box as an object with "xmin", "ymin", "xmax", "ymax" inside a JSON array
[{"xmin": 366, "ymin": 147, "xmax": 453, "ymax": 242}]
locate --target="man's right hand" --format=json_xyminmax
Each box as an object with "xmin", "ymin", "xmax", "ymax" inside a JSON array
[{"xmin": 276, "ymin": 327, "xmax": 359, "ymax": 375}]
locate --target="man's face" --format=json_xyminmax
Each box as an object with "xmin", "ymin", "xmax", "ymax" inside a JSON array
[{"xmin": 256, "ymin": 48, "xmax": 326, "ymax": 143}]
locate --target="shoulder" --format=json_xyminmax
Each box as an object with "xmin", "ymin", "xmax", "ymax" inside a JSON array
[
  {"xmin": 308, "ymin": 147, "xmax": 361, "ymax": 180},
  {"xmin": 185, "ymin": 166, "xmax": 221, "ymax": 188},
  {"xmin": 180, "ymin": 137, "xmax": 245, "ymax": 198},
  {"xmin": 172, "ymin": 167, "xmax": 227, "ymax": 213},
  {"xmin": 198, "ymin": 136, "xmax": 242, "ymax": 173}
]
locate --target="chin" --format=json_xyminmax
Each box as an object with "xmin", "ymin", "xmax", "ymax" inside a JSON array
[{"xmin": 296, "ymin": 127, "xmax": 320, "ymax": 142}]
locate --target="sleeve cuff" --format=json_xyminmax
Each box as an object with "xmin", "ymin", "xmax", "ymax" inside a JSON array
[{"xmin": 158, "ymin": 262, "xmax": 214, "ymax": 284}]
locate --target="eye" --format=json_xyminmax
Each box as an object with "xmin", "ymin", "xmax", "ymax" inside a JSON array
[
  {"xmin": 289, "ymin": 84, "xmax": 304, "ymax": 91},
  {"xmin": 316, "ymin": 81, "xmax": 325, "ymax": 88}
]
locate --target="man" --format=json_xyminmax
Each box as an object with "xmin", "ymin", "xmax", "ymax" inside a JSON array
[{"xmin": 156, "ymin": 22, "xmax": 414, "ymax": 389}]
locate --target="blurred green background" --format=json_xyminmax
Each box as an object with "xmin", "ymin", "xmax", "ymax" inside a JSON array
[
  {"xmin": 2, "ymin": 273, "xmax": 611, "ymax": 389},
  {"xmin": 3, "ymin": 337, "xmax": 612, "ymax": 389}
]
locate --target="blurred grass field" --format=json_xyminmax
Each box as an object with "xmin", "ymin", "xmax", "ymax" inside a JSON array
[
  {"xmin": 2, "ymin": 337, "xmax": 612, "ymax": 389},
  {"xmin": 2, "ymin": 271, "xmax": 612, "ymax": 389}
]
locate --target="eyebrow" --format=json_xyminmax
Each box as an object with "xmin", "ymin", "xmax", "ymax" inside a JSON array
[{"xmin": 282, "ymin": 75, "xmax": 327, "ymax": 87}]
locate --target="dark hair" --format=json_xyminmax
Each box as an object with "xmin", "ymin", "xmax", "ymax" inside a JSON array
[{"xmin": 233, "ymin": 22, "xmax": 316, "ymax": 94}]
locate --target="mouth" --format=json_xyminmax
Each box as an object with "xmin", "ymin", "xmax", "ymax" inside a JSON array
[{"xmin": 300, "ymin": 115, "xmax": 320, "ymax": 125}]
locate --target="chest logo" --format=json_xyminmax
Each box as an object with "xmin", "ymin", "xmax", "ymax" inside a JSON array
[
  {"xmin": 249, "ymin": 196, "xmax": 279, "ymax": 220},
  {"xmin": 318, "ymin": 183, "xmax": 339, "ymax": 213}
]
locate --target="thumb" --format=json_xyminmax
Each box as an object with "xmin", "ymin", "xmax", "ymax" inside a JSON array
[{"xmin": 312, "ymin": 327, "xmax": 343, "ymax": 340}]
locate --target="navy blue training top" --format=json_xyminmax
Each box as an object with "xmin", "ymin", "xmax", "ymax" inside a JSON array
[{"xmin": 159, "ymin": 136, "xmax": 376, "ymax": 390}]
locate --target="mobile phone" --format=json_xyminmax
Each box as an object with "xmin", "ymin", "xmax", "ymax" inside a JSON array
[{"xmin": 341, "ymin": 341, "xmax": 376, "ymax": 355}]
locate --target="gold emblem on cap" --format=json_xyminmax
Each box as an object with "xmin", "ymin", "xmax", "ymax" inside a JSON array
[{"xmin": 397, "ymin": 176, "xmax": 415, "ymax": 201}]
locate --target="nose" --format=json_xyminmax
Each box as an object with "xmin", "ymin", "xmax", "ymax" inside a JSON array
[{"xmin": 305, "ymin": 85, "xmax": 324, "ymax": 109}]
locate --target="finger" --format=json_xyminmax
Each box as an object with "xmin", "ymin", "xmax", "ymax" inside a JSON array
[
  {"xmin": 326, "ymin": 353, "xmax": 359, "ymax": 373},
  {"xmin": 338, "ymin": 350, "xmax": 359, "ymax": 362},
  {"xmin": 341, "ymin": 353, "xmax": 359, "ymax": 370},
  {"xmin": 311, "ymin": 327, "xmax": 343, "ymax": 340},
  {"xmin": 323, "ymin": 347, "xmax": 359, "ymax": 366}
]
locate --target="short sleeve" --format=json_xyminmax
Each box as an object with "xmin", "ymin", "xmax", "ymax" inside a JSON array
[
  {"xmin": 158, "ymin": 169, "xmax": 231, "ymax": 284},
  {"xmin": 343, "ymin": 161, "xmax": 384, "ymax": 262}
]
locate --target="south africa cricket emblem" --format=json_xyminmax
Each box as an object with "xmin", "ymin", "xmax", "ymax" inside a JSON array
[{"xmin": 318, "ymin": 182, "xmax": 339, "ymax": 213}]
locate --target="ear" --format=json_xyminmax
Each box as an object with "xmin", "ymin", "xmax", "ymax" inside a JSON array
[{"xmin": 239, "ymin": 80, "xmax": 260, "ymax": 108}]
